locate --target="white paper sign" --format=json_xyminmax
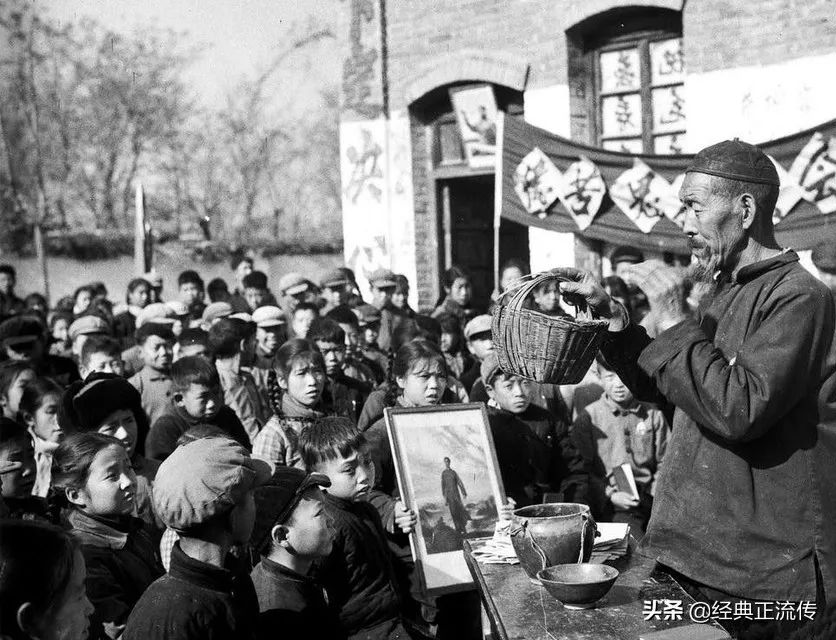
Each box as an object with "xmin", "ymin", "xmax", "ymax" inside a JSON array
[{"xmin": 556, "ymin": 156, "xmax": 606, "ymax": 231}]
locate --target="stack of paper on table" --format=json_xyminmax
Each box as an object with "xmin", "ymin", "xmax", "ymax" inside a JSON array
[
  {"xmin": 471, "ymin": 520, "xmax": 519, "ymax": 565},
  {"xmin": 590, "ymin": 522, "xmax": 630, "ymax": 563}
]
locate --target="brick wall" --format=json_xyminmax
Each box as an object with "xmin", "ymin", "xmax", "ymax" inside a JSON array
[
  {"xmin": 683, "ymin": 0, "xmax": 836, "ymax": 73},
  {"xmin": 343, "ymin": 0, "xmax": 836, "ymax": 305}
]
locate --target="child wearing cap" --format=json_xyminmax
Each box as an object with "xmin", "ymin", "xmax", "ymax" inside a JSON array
[
  {"xmin": 459, "ymin": 314, "xmax": 493, "ymax": 393},
  {"xmin": 249, "ymin": 466, "xmax": 344, "ymax": 639},
  {"xmin": 146, "ymin": 355, "xmax": 251, "ymax": 462},
  {"xmin": 51, "ymin": 432, "xmax": 164, "ymax": 639},
  {"xmin": 300, "ymin": 417, "xmax": 408, "ymax": 640},
  {"xmin": 277, "ymin": 272, "xmax": 312, "ymax": 321},
  {"xmin": 367, "ymin": 269, "xmax": 398, "ymax": 352},
  {"xmin": 123, "ymin": 436, "xmax": 272, "ymax": 640},
  {"xmin": 356, "ymin": 304, "xmax": 389, "ymax": 375},
  {"xmin": 128, "ymin": 323, "xmax": 174, "ymax": 428},
  {"xmin": 0, "ymin": 315, "xmax": 80, "ymax": 387},
  {"xmin": 572, "ymin": 354, "xmax": 669, "ymax": 537},
  {"xmin": 481, "ymin": 352, "xmax": 588, "ymax": 508},
  {"xmin": 209, "ymin": 319, "xmax": 270, "ymax": 443},
  {"xmin": 319, "ymin": 269, "xmax": 350, "ymax": 316},
  {"xmin": 177, "ymin": 270, "xmax": 206, "ymax": 323},
  {"xmin": 68, "ymin": 314, "xmax": 110, "ymax": 363},
  {"xmin": 251, "ymin": 306, "xmax": 285, "ymax": 362}
]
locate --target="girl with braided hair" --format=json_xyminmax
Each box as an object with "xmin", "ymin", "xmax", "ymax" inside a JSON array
[{"xmin": 251, "ymin": 339, "xmax": 326, "ymax": 469}]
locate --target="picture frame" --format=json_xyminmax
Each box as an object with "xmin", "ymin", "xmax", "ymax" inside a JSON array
[
  {"xmin": 384, "ymin": 403, "xmax": 506, "ymax": 595},
  {"xmin": 449, "ymin": 84, "xmax": 499, "ymax": 169}
]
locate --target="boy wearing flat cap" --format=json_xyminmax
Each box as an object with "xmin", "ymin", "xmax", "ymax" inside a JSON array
[
  {"xmin": 123, "ymin": 436, "xmax": 273, "ymax": 640},
  {"xmin": 0, "ymin": 315, "xmax": 80, "ymax": 387},
  {"xmin": 250, "ymin": 466, "xmax": 343, "ymax": 639}
]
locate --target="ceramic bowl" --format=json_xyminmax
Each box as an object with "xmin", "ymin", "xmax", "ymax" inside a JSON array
[{"xmin": 536, "ymin": 563, "xmax": 619, "ymax": 609}]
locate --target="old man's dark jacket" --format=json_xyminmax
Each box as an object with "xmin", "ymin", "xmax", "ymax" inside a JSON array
[{"xmin": 601, "ymin": 251, "xmax": 836, "ymax": 601}]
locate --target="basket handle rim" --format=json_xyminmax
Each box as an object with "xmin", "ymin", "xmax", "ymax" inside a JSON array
[{"xmin": 497, "ymin": 272, "xmax": 596, "ymax": 319}]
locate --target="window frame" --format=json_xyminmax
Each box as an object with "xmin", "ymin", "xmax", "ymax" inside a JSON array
[{"xmin": 567, "ymin": 8, "xmax": 684, "ymax": 154}]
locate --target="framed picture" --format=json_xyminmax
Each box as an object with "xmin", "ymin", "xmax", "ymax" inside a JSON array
[
  {"xmin": 449, "ymin": 84, "xmax": 498, "ymax": 169},
  {"xmin": 385, "ymin": 403, "xmax": 506, "ymax": 595}
]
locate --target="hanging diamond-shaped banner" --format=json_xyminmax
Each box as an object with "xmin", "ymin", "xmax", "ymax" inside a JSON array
[
  {"xmin": 788, "ymin": 132, "xmax": 836, "ymax": 214},
  {"xmin": 513, "ymin": 147, "xmax": 563, "ymax": 215},
  {"xmin": 610, "ymin": 159, "xmax": 679, "ymax": 234},
  {"xmin": 556, "ymin": 156, "xmax": 606, "ymax": 231},
  {"xmin": 768, "ymin": 155, "xmax": 806, "ymax": 225}
]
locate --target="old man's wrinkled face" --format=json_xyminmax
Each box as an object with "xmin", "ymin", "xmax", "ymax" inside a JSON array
[{"xmin": 679, "ymin": 172, "xmax": 748, "ymax": 283}]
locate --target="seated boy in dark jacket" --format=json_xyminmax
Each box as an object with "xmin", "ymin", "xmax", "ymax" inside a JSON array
[
  {"xmin": 250, "ymin": 466, "xmax": 344, "ymax": 640},
  {"xmin": 123, "ymin": 436, "xmax": 273, "ymax": 640},
  {"xmin": 146, "ymin": 355, "xmax": 252, "ymax": 461},
  {"xmin": 482, "ymin": 353, "xmax": 588, "ymax": 507},
  {"xmin": 300, "ymin": 417, "xmax": 408, "ymax": 640}
]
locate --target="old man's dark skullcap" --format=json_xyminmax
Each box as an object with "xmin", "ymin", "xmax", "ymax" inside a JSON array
[{"xmin": 687, "ymin": 139, "xmax": 780, "ymax": 187}]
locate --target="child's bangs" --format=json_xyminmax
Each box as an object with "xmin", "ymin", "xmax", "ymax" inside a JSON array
[
  {"xmin": 408, "ymin": 355, "xmax": 447, "ymax": 378},
  {"xmin": 290, "ymin": 350, "xmax": 325, "ymax": 374}
]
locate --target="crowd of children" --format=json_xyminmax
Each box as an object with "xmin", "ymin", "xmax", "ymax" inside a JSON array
[{"xmin": 0, "ymin": 254, "xmax": 673, "ymax": 640}]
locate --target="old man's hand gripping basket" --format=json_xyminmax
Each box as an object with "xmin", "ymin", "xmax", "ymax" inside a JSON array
[{"xmin": 491, "ymin": 273, "xmax": 610, "ymax": 385}]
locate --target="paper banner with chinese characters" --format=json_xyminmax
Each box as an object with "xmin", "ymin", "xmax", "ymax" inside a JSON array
[
  {"xmin": 789, "ymin": 133, "xmax": 836, "ymax": 214},
  {"xmin": 513, "ymin": 147, "xmax": 563, "ymax": 216},
  {"xmin": 768, "ymin": 156, "xmax": 806, "ymax": 225},
  {"xmin": 610, "ymin": 159, "xmax": 680, "ymax": 233},
  {"xmin": 556, "ymin": 156, "xmax": 606, "ymax": 231}
]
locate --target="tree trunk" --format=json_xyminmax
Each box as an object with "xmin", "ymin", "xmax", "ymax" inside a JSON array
[{"xmin": 33, "ymin": 217, "xmax": 49, "ymax": 303}]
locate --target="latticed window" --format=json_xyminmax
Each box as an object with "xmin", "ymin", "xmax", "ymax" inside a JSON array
[
  {"xmin": 567, "ymin": 9, "xmax": 685, "ymax": 155},
  {"xmin": 598, "ymin": 37, "xmax": 686, "ymax": 154}
]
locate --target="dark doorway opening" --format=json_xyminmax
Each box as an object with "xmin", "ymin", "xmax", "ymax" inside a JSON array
[{"xmin": 439, "ymin": 175, "xmax": 529, "ymax": 310}]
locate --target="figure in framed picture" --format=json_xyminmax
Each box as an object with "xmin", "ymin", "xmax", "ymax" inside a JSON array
[
  {"xmin": 450, "ymin": 84, "xmax": 499, "ymax": 169},
  {"xmin": 441, "ymin": 456, "xmax": 469, "ymax": 534}
]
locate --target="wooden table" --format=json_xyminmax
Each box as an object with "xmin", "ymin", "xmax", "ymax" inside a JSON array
[{"xmin": 463, "ymin": 538, "xmax": 730, "ymax": 640}]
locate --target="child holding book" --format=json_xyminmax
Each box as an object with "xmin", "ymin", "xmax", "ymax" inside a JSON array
[{"xmin": 572, "ymin": 354, "xmax": 670, "ymax": 537}]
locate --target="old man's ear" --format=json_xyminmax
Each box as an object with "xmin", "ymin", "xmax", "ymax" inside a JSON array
[{"xmin": 737, "ymin": 192, "xmax": 758, "ymax": 230}]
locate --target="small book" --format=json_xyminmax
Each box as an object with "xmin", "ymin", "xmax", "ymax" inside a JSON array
[{"xmin": 612, "ymin": 463, "xmax": 640, "ymax": 500}]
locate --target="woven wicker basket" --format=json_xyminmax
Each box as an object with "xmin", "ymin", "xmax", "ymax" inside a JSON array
[{"xmin": 492, "ymin": 273, "xmax": 610, "ymax": 385}]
